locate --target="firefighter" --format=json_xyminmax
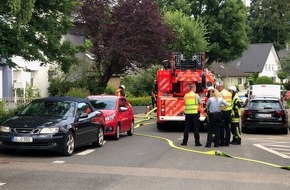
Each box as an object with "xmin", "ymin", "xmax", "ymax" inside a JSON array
[
  {"xmin": 217, "ymin": 82, "xmax": 233, "ymax": 146},
  {"xmin": 115, "ymin": 85, "xmax": 125, "ymax": 96},
  {"xmin": 181, "ymin": 83, "xmax": 203, "ymax": 146},
  {"xmin": 205, "ymin": 89, "xmax": 228, "ymax": 147},
  {"xmin": 228, "ymin": 86, "xmax": 242, "ymax": 145}
]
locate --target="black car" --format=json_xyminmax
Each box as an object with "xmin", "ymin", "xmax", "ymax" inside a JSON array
[
  {"xmin": 0, "ymin": 96, "xmax": 106, "ymax": 156},
  {"xmin": 241, "ymin": 97, "xmax": 289, "ymax": 134}
]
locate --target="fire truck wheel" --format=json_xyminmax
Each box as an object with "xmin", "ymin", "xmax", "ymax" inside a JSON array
[{"xmin": 157, "ymin": 123, "xmax": 165, "ymax": 130}]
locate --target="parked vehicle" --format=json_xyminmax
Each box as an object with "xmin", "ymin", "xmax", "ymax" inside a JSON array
[
  {"xmin": 0, "ymin": 96, "xmax": 106, "ymax": 156},
  {"xmin": 236, "ymin": 90, "xmax": 248, "ymax": 108},
  {"xmin": 241, "ymin": 97, "xmax": 289, "ymax": 134},
  {"xmin": 156, "ymin": 52, "xmax": 215, "ymax": 130},
  {"xmin": 87, "ymin": 95, "xmax": 134, "ymax": 140},
  {"xmin": 247, "ymin": 84, "xmax": 284, "ymax": 102}
]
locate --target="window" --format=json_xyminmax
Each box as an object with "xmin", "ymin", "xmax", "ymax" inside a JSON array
[
  {"xmin": 238, "ymin": 78, "xmax": 242, "ymax": 85},
  {"xmin": 249, "ymin": 100, "xmax": 281, "ymax": 109},
  {"xmin": 30, "ymin": 71, "xmax": 35, "ymax": 86},
  {"xmin": 30, "ymin": 78, "xmax": 34, "ymax": 86}
]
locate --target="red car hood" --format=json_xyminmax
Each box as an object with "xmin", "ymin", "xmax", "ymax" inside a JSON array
[{"xmin": 100, "ymin": 110, "xmax": 115, "ymax": 117}]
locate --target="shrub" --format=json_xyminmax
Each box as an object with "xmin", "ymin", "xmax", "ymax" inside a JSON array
[
  {"xmin": 0, "ymin": 104, "xmax": 26, "ymax": 124},
  {"xmin": 256, "ymin": 76, "xmax": 273, "ymax": 84},
  {"xmin": 65, "ymin": 87, "xmax": 90, "ymax": 98},
  {"xmin": 127, "ymin": 96, "xmax": 151, "ymax": 106},
  {"xmin": 104, "ymin": 85, "xmax": 116, "ymax": 95}
]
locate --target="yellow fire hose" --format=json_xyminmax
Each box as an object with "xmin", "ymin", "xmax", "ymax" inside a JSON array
[{"xmin": 134, "ymin": 107, "xmax": 290, "ymax": 171}]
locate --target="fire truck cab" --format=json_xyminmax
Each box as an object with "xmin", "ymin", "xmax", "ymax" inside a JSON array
[{"xmin": 156, "ymin": 52, "xmax": 215, "ymax": 130}]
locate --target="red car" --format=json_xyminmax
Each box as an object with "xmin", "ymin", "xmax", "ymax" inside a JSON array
[
  {"xmin": 285, "ymin": 90, "xmax": 290, "ymax": 101},
  {"xmin": 87, "ymin": 95, "xmax": 134, "ymax": 140}
]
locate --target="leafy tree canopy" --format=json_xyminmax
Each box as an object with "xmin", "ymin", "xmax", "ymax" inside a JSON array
[
  {"xmin": 164, "ymin": 10, "xmax": 208, "ymax": 58},
  {"xmin": 277, "ymin": 70, "xmax": 287, "ymax": 83},
  {"xmin": 0, "ymin": 0, "xmax": 80, "ymax": 71},
  {"xmin": 76, "ymin": 0, "xmax": 175, "ymax": 91},
  {"xmin": 156, "ymin": 0, "xmax": 249, "ymax": 64},
  {"xmin": 248, "ymin": 0, "xmax": 290, "ymax": 51}
]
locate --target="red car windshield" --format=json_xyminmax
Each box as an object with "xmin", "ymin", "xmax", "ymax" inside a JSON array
[{"xmin": 89, "ymin": 98, "xmax": 117, "ymax": 110}]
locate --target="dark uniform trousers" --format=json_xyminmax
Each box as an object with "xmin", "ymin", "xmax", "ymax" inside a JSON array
[
  {"xmin": 221, "ymin": 110, "xmax": 231, "ymax": 146},
  {"xmin": 206, "ymin": 112, "xmax": 222, "ymax": 147},
  {"xmin": 182, "ymin": 114, "xmax": 200, "ymax": 144}
]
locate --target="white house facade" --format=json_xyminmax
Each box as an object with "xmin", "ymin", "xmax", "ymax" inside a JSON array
[
  {"xmin": 12, "ymin": 56, "xmax": 50, "ymax": 98},
  {"xmin": 259, "ymin": 45, "xmax": 280, "ymax": 83}
]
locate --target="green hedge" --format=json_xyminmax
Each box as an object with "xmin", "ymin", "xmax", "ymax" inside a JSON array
[
  {"xmin": 0, "ymin": 103, "xmax": 27, "ymax": 124},
  {"xmin": 127, "ymin": 96, "xmax": 152, "ymax": 106}
]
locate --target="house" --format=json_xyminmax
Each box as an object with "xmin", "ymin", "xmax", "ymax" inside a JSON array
[
  {"xmin": 0, "ymin": 29, "xmax": 87, "ymax": 101},
  {"xmin": 210, "ymin": 43, "xmax": 281, "ymax": 90}
]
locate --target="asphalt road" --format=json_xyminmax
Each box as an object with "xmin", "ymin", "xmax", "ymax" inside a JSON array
[{"xmin": 0, "ymin": 107, "xmax": 290, "ymax": 190}]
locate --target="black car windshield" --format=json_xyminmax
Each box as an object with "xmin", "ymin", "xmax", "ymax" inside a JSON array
[
  {"xmin": 19, "ymin": 101, "xmax": 77, "ymax": 117},
  {"xmin": 249, "ymin": 100, "xmax": 281, "ymax": 109},
  {"xmin": 90, "ymin": 98, "xmax": 117, "ymax": 110}
]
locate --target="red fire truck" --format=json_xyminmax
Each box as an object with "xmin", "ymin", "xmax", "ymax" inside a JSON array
[{"xmin": 156, "ymin": 52, "xmax": 215, "ymax": 130}]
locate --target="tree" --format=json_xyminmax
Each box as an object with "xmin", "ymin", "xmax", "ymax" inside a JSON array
[
  {"xmin": 247, "ymin": 72, "xmax": 259, "ymax": 85},
  {"xmin": 1, "ymin": 0, "xmax": 35, "ymax": 29},
  {"xmin": 156, "ymin": 0, "xmax": 249, "ymax": 64},
  {"xmin": 164, "ymin": 10, "xmax": 208, "ymax": 58},
  {"xmin": 248, "ymin": 0, "xmax": 290, "ymax": 50},
  {"xmin": 280, "ymin": 58, "xmax": 290, "ymax": 80},
  {"xmin": 76, "ymin": 0, "xmax": 175, "ymax": 92},
  {"xmin": 0, "ymin": 0, "xmax": 80, "ymax": 70},
  {"xmin": 277, "ymin": 70, "xmax": 287, "ymax": 83},
  {"xmin": 201, "ymin": 0, "xmax": 249, "ymax": 63}
]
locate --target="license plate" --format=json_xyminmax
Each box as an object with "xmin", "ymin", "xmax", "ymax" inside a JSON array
[
  {"xmin": 11, "ymin": 136, "xmax": 33, "ymax": 143},
  {"xmin": 256, "ymin": 114, "xmax": 271, "ymax": 118}
]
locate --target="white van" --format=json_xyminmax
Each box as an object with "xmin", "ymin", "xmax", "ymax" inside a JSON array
[{"xmin": 247, "ymin": 84, "xmax": 284, "ymax": 101}]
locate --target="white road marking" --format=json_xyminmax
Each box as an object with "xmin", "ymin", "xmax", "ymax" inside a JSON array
[
  {"xmin": 76, "ymin": 149, "xmax": 95, "ymax": 156},
  {"xmin": 0, "ymin": 183, "xmax": 6, "ymax": 186},
  {"xmin": 52, "ymin": 161, "xmax": 66, "ymax": 164},
  {"xmin": 254, "ymin": 144, "xmax": 290, "ymax": 158},
  {"xmin": 267, "ymin": 144, "xmax": 290, "ymax": 147},
  {"xmin": 279, "ymin": 152, "xmax": 290, "ymax": 155},
  {"xmin": 270, "ymin": 147, "xmax": 290, "ymax": 151}
]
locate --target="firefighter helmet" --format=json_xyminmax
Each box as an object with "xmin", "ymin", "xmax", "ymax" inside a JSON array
[{"xmin": 228, "ymin": 86, "xmax": 237, "ymax": 92}]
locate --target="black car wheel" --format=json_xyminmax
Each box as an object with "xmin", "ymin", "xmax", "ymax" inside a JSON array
[
  {"xmin": 114, "ymin": 124, "xmax": 120, "ymax": 140},
  {"xmin": 127, "ymin": 121, "xmax": 134, "ymax": 136},
  {"xmin": 62, "ymin": 131, "xmax": 75, "ymax": 156},
  {"xmin": 93, "ymin": 127, "xmax": 104, "ymax": 147}
]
